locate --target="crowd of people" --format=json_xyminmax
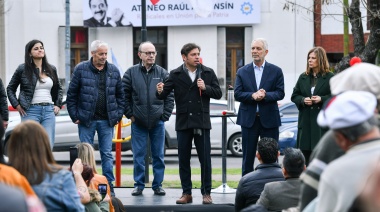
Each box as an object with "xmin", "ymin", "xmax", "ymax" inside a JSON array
[{"xmin": 1, "ymin": 36, "xmax": 380, "ymax": 211}]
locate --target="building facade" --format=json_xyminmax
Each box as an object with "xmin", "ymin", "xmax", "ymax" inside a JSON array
[{"xmin": 1, "ymin": 0, "xmax": 315, "ymax": 103}]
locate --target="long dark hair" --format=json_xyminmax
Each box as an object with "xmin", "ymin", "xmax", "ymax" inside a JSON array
[{"xmin": 24, "ymin": 39, "xmax": 57, "ymax": 83}]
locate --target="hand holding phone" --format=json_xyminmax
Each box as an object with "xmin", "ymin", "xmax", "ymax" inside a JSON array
[{"xmin": 98, "ymin": 184, "xmax": 107, "ymax": 200}]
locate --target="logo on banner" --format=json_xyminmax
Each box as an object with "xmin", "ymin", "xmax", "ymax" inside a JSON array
[
  {"xmin": 150, "ymin": 0, "xmax": 160, "ymax": 5},
  {"xmin": 240, "ymin": 2, "xmax": 253, "ymax": 15}
]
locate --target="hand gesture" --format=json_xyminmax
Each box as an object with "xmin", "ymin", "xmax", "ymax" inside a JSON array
[
  {"xmin": 111, "ymin": 8, "xmax": 124, "ymax": 22},
  {"xmin": 252, "ymin": 89, "xmax": 266, "ymax": 101},
  {"xmin": 311, "ymin": 95, "xmax": 321, "ymax": 104},
  {"xmin": 71, "ymin": 158, "xmax": 83, "ymax": 174},
  {"xmin": 197, "ymin": 78, "xmax": 206, "ymax": 90},
  {"xmin": 157, "ymin": 82, "xmax": 164, "ymax": 94},
  {"xmin": 304, "ymin": 97, "xmax": 312, "ymax": 106},
  {"xmin": 16, "ymin": 105, "xmax": 27, "ymax": 117}
]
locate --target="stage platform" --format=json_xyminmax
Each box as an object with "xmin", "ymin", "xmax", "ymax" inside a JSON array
[{"xmin": 115, "ymin": 187, "xmax": 236, "ymax": 211}]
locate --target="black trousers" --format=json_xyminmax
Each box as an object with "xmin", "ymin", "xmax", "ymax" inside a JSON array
[
  {"xmin": 241, "ymin": 116, "xmax": 279, "ymax": 176},
  {"xmin": 177, "ymin": 129, "xmax": 212, "ymax": 195}
]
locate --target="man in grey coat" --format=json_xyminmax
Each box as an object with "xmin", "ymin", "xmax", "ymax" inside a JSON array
[
  {"xmin": 255, "ymin": 148, "xmax": 305, "ymax": 211},
  {"xmin": 123, "ymin": 41, "xmax": 174, "ymax": 196}
]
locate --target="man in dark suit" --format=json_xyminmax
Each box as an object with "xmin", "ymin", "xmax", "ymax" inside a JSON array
[
  {"xmin": 234, "ymin": 38, "xmax": 285, "ymax": 176},
  {"xmin": 255, "ymin": 148, "xmax": 305, "ymax": 211},
  {"xmin": 156, "ymin": 43, "xmax": 222, "ymax": 205}
]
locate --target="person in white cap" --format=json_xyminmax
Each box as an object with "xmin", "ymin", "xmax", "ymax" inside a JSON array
[
  {"xmin": 315, "ymin": 90, "xmax": 380, "ymax": 212},
  {"xmin": 299, "ymin": 62, "xmax": 380, "ymax": 210}
]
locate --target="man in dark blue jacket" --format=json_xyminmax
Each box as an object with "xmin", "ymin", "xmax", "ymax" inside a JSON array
[
  {"xmin": 66, "ymin": 40, "xmax": 124, "ymax": 196},
  {"xmin": 235, "ymin": 137, "xmax": 284, "ymax": 211},
  {"xmin": 234, "ymin": 38, "xmax": 285, "ymax": 176},
  {"xmin": 123, "ymin": 41, "xmax": 174, "ymax": 196}
]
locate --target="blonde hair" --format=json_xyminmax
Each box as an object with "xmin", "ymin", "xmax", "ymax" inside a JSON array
[{"xmin": 76, "ymin": 143, "xmax": 98, "ymax": 174}]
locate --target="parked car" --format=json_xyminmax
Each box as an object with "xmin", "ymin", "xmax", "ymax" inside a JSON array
[
  {"xmin": 2, "ymin": 102, "xmax": 179, "ymax": 155},
  {"xmin": 278, "ymin": 121, "xmax": 298, "ymax": 154},
  {"xmin": 279, "ymin": 102, "xmax": 298, "ymax": 124},
  {"xmin": 2, "ymin": 102, "xmax": 132, "ymax": 155},
  {"xmin": 165, "ymin": 99, "xmax": 242, "ymax": 156},
  {"xmin": 3, "ymin": 100, "xmax": 299, "ymax": 157},
  {"xmin": 165, "ymin": 100, "xmax": 299, "ymax": 157}
]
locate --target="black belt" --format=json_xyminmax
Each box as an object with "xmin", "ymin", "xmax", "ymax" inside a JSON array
[
  {"xmin": 30, "ymin": 102, "xmax": 52, "ymax": 106},
  {"xmin": 256, "ymin": 112, "xmax": 260, "ymax": 116}
]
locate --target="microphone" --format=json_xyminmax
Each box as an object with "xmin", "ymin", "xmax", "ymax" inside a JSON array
[{"xmin": 197, "ymin": 64, "xmax": 202, "ymax": 96}]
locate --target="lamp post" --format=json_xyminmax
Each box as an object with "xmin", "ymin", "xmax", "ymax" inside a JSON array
[
  {"xmin": 141, "ymin": 0, "xmax": 150, "ymax": 184},
  {"xmin": 65, "ymin": 0, "xmax": 70, "ymax": 94}
]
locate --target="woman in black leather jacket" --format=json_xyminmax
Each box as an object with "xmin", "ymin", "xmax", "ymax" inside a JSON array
[{"xmin": 7, "ymin": 39, "xmax": 63, "ymax": 149}]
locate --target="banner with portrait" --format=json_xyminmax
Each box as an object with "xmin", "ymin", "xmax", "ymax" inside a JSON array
[{"xmin": 83, "ymin": 0, "xmax": 260, "ymax": 27}]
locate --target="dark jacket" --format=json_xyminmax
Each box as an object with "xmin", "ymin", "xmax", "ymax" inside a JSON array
[
  {"xmin": 157, "ymin": 64, "xmax": 222, "ymax": 130},
  {"xmin": 7, "ymin": 64, "xmax": 63, "ymax": 111},
  {"xmin": 0, "ymin": 78, "xmax": 8, "ymax": 121},
  {"xmin": 256, "ymin": 178, "xmax": 301, "ymax": 212},
  {"xmin": 234, "ymin": 62, "xmax": 285, "ymax": 129},
  {"xmin": 291, "ymin": 72, "xmax": 334, "ymax": 151},
  {"xmin": 66, "ymin": 59, "xmax": 125, "ymax": 127},
  {"xmin": 122, "ymin": 63, "xmax": 174, "ymax": 129},
  {"xmin": 235, "ymin": 163, "xmax": 284, "ymax": 212}
]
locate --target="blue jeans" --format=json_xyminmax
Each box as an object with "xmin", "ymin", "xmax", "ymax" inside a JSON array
[
  {"xmin": 22, "ymin": 104, "xmax": 55, "ymax": 149},
  {"xmin": 131, "ymin": 120, "xmax": 165, "ymax": 190},
  {"xmin": 78, "ymin": 120, "xmax": 115, "ymax": 184}
]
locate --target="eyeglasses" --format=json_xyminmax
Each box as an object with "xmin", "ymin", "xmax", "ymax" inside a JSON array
[{"xmin": 140, "ymin": 51, "xmax": 157, "ymax": 56}]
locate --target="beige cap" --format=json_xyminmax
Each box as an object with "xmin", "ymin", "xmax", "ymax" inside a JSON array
[{"xmin": 330, "ymin": 63, "xmax": 380, "ymax": 99}]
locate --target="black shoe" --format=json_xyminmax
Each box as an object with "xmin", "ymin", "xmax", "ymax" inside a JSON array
[
  {"xmin": 131, "ymin": 187, "xmax": 143, "ymax": 196},
  {"xmin": 153, "ymin": 187, "xmax": 166, "ymax": 196}
]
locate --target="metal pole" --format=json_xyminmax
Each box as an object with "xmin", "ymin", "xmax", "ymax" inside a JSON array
[
  {"xmin": 115, "ymin": 123, "xmax": 122, "ymax": 186},
  {"xmin": 141, "ymin": 0, "xmax": 147, "ymax": 42},
  {"xmin": 221, "ymin": 116, "xmax": 227, "ymax": 185},
  {"xmin": 65, "ymin": 0, "xmax": 71, "ymax": 94},
  {"xmin": 141, "ymin": 0, "xmax": 150, "ymax": 184},
  {"xmin": 211, "ymin": 114, "xmax": 236, "ymax": 194}
]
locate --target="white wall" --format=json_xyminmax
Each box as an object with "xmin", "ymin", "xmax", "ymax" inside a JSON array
[
  {"xmin": 88, "ymin": 27, "xmax": 134, "ymax": 73},
  {"xmin": 167, "ymin": 26, "xmax": 218, "ymax": 72},
  {"xmin": 321, "ymin": 1, "xmax": 370, "ymax": 35},
  {"xmin": 249, "ymin": 0, "xmax": 314, "ymax": 103},
  {"xmin": 4, "ymin": 0, "xmax": 83, "ymax": 83}
]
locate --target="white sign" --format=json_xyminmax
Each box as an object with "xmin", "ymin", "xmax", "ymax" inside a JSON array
[{"xmin": 83, "ymin": 0, "xmax": 260, "ymax": 27}]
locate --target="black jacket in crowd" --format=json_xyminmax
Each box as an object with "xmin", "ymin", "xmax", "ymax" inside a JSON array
[
  {"xmin": 235, "ymin": 163, "xmax": 284, "ymax": 212},
  {"xmin": 122, "ymin": 63, "xmax": 174, "ymax": 129},
  {"xmin": 0, "ymin": 78, "xmax": 8, "ymax": 121},
  {"xmin": 7, "ymin": 64, "xmax": 63, "ymax": 111},
  {"xmin": 157, "ymin": 64, "xmax": 222, "ymax": 131}
]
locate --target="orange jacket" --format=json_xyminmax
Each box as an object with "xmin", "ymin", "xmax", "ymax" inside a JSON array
[
  {"xmin": 89, "ymin": 173, "xmax": 114, "ymax": 212},
  {"xmin": 0, "ymin": 164, "xmax": 36, "ymax": 197}
]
